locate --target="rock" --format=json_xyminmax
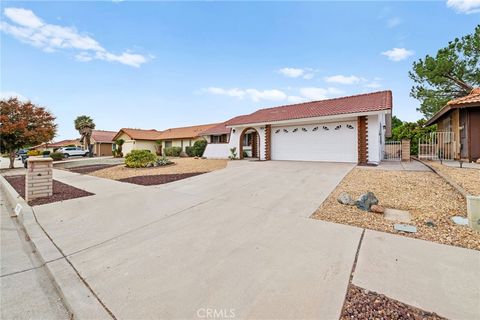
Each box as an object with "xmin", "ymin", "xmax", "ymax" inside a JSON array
[
  {"xmin": 337, "ymin": 192, "xmax": 355, "ymax": 205},
  {"xmin": 394, "ymin": 224, "xmax": 417, "ymax": 233},
  {"xmin": 370, "ymin": 205, "xmax": 385, "ymax": 214},
  {"xmin": 451, "ymin": 216, "xmax": 468, "ymax": 225},
  {"xmin": 355, "ymin": 192, "xmax": 379, "ymax": 211},
  {"xmin": 425, "ymin": 220, "xmax": 436, "ymax": 228}
]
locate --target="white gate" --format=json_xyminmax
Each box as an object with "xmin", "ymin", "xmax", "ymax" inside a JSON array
[
  {"xmin": 418, "ymin": 132, "xmax": 456, "ymax": 160},
  {"xmin": 384, "ymin": 141, "xmax": 402, "ymax": 160}
]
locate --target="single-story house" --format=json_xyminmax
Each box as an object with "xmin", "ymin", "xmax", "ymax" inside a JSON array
[
  {"xmin": 156, "ymin": 123, "xmax": 218, "ymax": 155},
  {"xmin": 202, "ymin": 90, "xmax": 393, "ymax": 165},
  {"xmin": 91, "ymin": 130, "xmax": 117, "ymax": 156},
  {"xmin": 32, "ymin": 139, "xmax": 82, "ymax": 152},
  {"xmin": 425, "ymin": 88, "xmax": 480, "ymax": 162},
  {"xmin": 112, "ymin": 128, "xmax": 164, "ymax": 156}
]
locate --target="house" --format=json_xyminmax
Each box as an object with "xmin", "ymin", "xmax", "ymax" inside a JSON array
[
  {"xmin": 202, "ymin": 90, "xmax": 393, "ymax": 164},
  {"xmin": 91, "ymin": 130, "xmax": 117, "ymax": 156},
  {"xmin": 112, "ymin": 128, "xmax": 164, "ymax": 156},
  {"xmin": 425, "ymin": 88, "xmax": 480, "ymax": 162},
  {"xmin": 156, "ymin": 123, "xmax": 218, "ymax": 155},
  {"xmin": 32, "ymin": 139, "xmax": 82, "ymax": 152}
]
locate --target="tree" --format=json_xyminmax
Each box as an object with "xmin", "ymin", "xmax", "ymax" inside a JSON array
[
  {"xmin": 409, "ymin": 25, "xmax": 480, "ymax": 119},
  {"xmin": 74, "ymin": 115, "xmax": 96, "ymax": 157},
  {"xmin": 114, "ymin": 139, "xmax": 125, "ymax": 158},
  {"xmin": 389, "ymin": 117, "xmax": 436, "ymax": 155},
  {"xmin": 0, "ymin": 98, "xmax": 56, "ymax": 168}
]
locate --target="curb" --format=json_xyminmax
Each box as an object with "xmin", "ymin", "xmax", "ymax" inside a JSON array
[
  {"xmin": 413, "ymin": 158, "xmax": 470, "ymax": 198},
  {"xmin": 0, "ymin": 175, "xmax": 112, "ymax": 320}
]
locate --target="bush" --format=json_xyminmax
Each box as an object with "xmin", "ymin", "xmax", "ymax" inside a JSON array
[
  {"xmin": 155, "ymin": 156, "xmax": 173, "ymax": 166},
  {"xmin": 229, "ymin": 147, "xmax": 237, "ymax": 160},
  {"xmin": 125, "ymin": 150, "xmax": 156, "ymax": 168},
  {"xmin": 50, "ymin": 152, "xmax": 64, "ymax": 161},
  {"xmin": 192, "ymin": 139, "xmax": 208, "ymax": 157},
  {"xmin": 164, "ymin": 146, "xmax": 182, "ymax": 157},
  {"xmin": 27, "ymin": 150, "xmax": 41, "ymax": 156},
  {"xmin": 185, "ymin": 146, "xmax": 195, "ymax": 157},
  {"xmin": 42, "ymin": 150, "xmax": 51, "ymax": 156}
]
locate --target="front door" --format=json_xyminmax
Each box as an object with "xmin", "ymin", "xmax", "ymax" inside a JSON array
[{"xmin": 460, "ymin": 110, "xmax": 468, "ymax": 159}]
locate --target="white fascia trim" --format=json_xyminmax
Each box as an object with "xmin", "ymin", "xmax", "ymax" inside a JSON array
[{"xmin": 226, "ymin": 110, "xmax": 388, "ymax": 128}]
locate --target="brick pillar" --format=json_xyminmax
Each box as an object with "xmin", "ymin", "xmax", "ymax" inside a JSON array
[
  {"xmin": 251, "ymin": 131, "xmax": 258, "ymax": 158},
  {"xmin": 265, "ymin": 125, "xmax": 271, "ymax": 160},
  {"xmin": 26, "ymin": 158, "xmax": 53, "ymax": 202},
  {"xmin": 401, "ymin": 139, "xmax": 411, "ymax": 161},
  {"xmin": 357, "ymin": 116, "xmax": 368, "ymax": 165}
]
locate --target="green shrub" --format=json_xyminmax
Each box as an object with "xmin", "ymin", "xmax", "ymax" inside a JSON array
[
  {"xmin": 164, "ymin": 146, "xmax": 182, "ymax": 157},
  {"xmin": 155, "ymin": 156, "xmax": 173, "ymax": 166},
  {"xmin": 228, "ymin": 147, "xmax": 237, "ymax": 160},
  {"xmin": 192, "ymin": 139, "xmax": 207, "ymax": 157},
  {"xmin": 185, "ymin": 146, "xmax": 195, "ymax": 157},
  {"xmin": 42, "ymin": 150, "xmax": 51, "ymax": 156},
  {"xmin": 125, "ymin": 150, "xmax": 156, "ymax": 168},
  {"xmin": 27, "ymin": 150, "xmax": 41, "ymax": 156},
  {"xmin": 50, "ymin": 152, "xmax": 64, "ymax": 161}
]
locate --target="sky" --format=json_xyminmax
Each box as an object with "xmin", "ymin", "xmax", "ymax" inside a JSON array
[{"xmin": 1, "ymin": 1, "xmax": 479, "ymax": 140}]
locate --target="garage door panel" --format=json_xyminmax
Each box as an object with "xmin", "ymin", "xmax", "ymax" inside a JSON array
[{"xmin": 271, "ymin": 122, "xmax": 357, "ymax": 162}]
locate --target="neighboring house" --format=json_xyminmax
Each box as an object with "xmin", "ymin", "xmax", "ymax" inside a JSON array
[
  {"xmin": 32, "ymin": 139, "xmax": 82, "ymax": 152},
  {"xmin": 112, "ymin": 128, "xmax": 163, "ymax": 156},
  {"xmin": 202, "ymin": 90, "xmax": 393, "ymax": 164},
  {"xmin": 91, "ymin": 130, "xmax": 117, "ymax": 156},
  {"xmin": 156, "ymin": 123, "xmax": 218, "ymax": 155},
  {"xmin": 425, "ymin": 88, "xmax": 480, "ymax": 162}
]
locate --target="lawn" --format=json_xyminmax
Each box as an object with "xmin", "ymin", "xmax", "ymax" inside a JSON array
[
  {"xmin": 89, "ymin": 158, "xmax": 228, "ymax": 180},
  {"xmin": 312, "ymin": 168, "xmax": 480, "ymax": 250}
]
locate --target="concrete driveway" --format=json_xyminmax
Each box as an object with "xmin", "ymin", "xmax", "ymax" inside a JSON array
[{"xmin": 34, "ymin": 161, "xmax": 362, "ymax": 319}]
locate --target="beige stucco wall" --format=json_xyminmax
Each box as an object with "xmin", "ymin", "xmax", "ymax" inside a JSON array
[{"xmin": 115, "ymin": 133, "xmax": 157, "ymax": 156}]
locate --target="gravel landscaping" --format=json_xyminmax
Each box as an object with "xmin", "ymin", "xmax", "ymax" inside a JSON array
[
  {"xmin": 4, "ymin": 174, "xmax": 93, "ymax": 206},
  {"xmin": 312, "ymin": 168, "xmax": 480, "ymax": 250},
  {"xmin": 427, "ymin": 161, "xmax": 480, "ymax": 196},
  {"xmin": 90, "ymin": 158, "xmax": 227, "ymax": 180},
  {"xmin": 119, "ymin": 172, "xmax": 206, "ymax": 186},
  {"xmin": 65, "ymin": 164, "xmax": 116, "ymax": 174},
  {"xmin": 341, "ymin": 285, "xmax": 445, "ymax": 320}
]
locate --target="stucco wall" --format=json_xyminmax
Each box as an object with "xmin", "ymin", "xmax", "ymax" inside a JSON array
[
  {"xmin": 203, "ymin": 143, "xmax": 230, "ymax": 158},
  {"xmin": 367, "ymin": 114, "xmax": 381, "ymax": 164},
  {"xmin": 228, "ymin": 126, "xmax": 266, "ymax": 160}
]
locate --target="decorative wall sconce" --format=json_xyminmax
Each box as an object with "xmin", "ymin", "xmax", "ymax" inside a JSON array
[
  {"xmin": 313, "ymin": 126, "xmax": 319, "ymax": 131},
  {"xmin": 301, "ymin": 128, "xmax": 307, "ymax": 132},
  {"xmin": 347, "ymin": 124, "xmax": 354, "ymax": 129},
  {"xmin": 293, "ymin": 128, "xmax": 298, "ymax": 132},
  {"xmin": 323, "ymin": 126, "xmax": 329, "ymax": 130},
  {"xmin": 334, "ymin": 125, "xmax": 342, "ymax": 130}
]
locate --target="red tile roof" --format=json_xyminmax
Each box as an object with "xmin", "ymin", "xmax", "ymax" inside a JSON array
[
  {"xmin": 32, "ymin": 139, "xmax": 81, "ymax": 149},
  {"xmin": 91, "ymin": 130, "xmax": 117, "ymax": 143},
  {"xmin": 199, "ymin": 116, "xmax": 250, "ymax": 135},
  {"xmin": 113, "ymin": 128, "xmax": 163, "ymax": 141},
  {"xmin": 226, "ymin": 90, "xmax": 392, "ymax": 126},
  {"xmin": 425, "ymin": 88, "xmax": 480, "ymax": 126},
  {"xmin": 157, "ymin": 123, "xmax": 219, "ymax": 140}
]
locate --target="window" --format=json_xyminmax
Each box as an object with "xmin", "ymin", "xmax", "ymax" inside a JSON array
[
  {"xmin": 210, "ymin": 134, "xmax": 228, "ymax": 144},
  {"xmin": 165, "ymin": 141, "xmax": 172, "ymax": 148},
  {"xmin": 243, "ymin": 133, "xmax": 252, "ymax": 146}
]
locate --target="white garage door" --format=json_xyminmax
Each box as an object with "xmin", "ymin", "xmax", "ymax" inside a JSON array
[{"xmin": 271, "ymin": 121, "xmax": 357, "ymax": 162}]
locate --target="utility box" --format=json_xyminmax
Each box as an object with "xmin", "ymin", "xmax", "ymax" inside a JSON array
[{"xmin": 26, "ymin": 157, "xmax": 53, "ymax": 202}]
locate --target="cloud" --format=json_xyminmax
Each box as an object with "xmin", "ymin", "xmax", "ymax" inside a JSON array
[
  {"xmin": 387, "ymin": 17, "xmax": 402, "ymax": 28},
  {"xmin": 381, "ymin": 47, "xmax": 414, "ymax": 61},
  {"xmin": 0, "ymin": 91, "xmax": 27, "ymax": 100},
  {"xmin": 206, "ymin": 87, "xmax": 287, "ymax": 102},
  {"xmin": 324, "ymin": 75, "xmax": 364, "ymax": 85},
  {"xmin": 0, "ymin": 7, "xmax": 148, "ymax": 67},
  {"xmin": 365, "ymin": 81, "xmax": 382, "ymax": 89},
  {"xmin": 447, "ymin": 0, "xmax": 480, "ymax": 14},
  {"xmin": 279, "ymin": 67, "xmax": 315, "ymax": 79},
  {"xmin": 299, "ymin": 87, "xmax": 345, "ymax": 100}
]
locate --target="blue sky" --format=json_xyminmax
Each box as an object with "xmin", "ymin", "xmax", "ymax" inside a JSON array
[{"xmin": 1, "ymin": 1, "xmax": 479, "ymax": 140}]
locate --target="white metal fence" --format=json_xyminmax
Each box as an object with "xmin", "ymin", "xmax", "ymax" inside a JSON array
[
  {"xmin": 384, "ymin": 141, "xmax": 402, "ymax": 160},
  {"xmin": 418, "ymin": 132, "xmax": 456, "ymax": 160}
]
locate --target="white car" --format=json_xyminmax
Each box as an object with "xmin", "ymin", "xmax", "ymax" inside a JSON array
[{"xmin": 57, "ymin": 147, "xmax": 89, "ymax": 158}]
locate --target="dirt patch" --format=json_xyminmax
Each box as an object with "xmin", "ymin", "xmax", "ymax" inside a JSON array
[
  {"xmin": 427, "ymin": 161, "xmax": 480, "ymax": 196},
  {"xmin": 4, "ymin": 175, "xmax": 93, "ymax": 206},
  {"xmin": 66, "ymin": 164, "xmax": 117, "ymax": 174},
  {"xmin": 312, "ymin": 168, "xmax": 480, "ymax": 250},
  {"xmin": 341, "ymin": 284, "xmax": 445, "ymax": 320},
  {"xmin": 118, "ymin": 172, "xmax": 206, "ymax": 186},
  {"xmin": 90, "ymin": 158, "xmax": 227, "ymax": 180}
]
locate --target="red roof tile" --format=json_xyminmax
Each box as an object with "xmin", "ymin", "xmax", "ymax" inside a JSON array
[
  {"xmin": 226, "ymin": 90, "xmax": 392, "ymax": 126},
  {"xmin": 113, "ymin": 128, "xmax": 163, "ymax": 141},
  {"xmin": 425, "ymin": 88, "xmax": 480, "ymax": 126},
  {"xmin": 447, "ymin": 88, "xmax": 480, "ymax": 106},
  {"xmin": 91, "ymin": 130, "xmax": 117, "ymax": 143},
  {"xmin": 157, "ymin": 123, "xmax": 219, "ymax": 140}
]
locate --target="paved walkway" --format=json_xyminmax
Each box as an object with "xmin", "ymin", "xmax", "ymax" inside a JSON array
[
  {"xmin": 18, "ymin": 161, "xmax": 480, "ymax": 319},
  {"xmin": 0, "ymin": 195, "xmax": 69, "ymax": 319}
]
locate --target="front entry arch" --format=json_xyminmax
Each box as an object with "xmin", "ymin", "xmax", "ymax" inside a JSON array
[{"xmin": 239, "ymin": 127, "xmax": 260, "ymax": 159}]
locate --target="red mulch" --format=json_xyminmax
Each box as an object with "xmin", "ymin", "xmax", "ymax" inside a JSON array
[
  {"xmin": 118, "ymin": 172, "xmax": 206, "ymax": 186},
  {"xmin": 341, "ymin": 284, "xmax": 446, "ymax": 320},
  {"xmin": 66, "ymin": 164, "xmax": 116, "ymax": 174},
  {"xmin": 4, "ymin": 175, "xmax": 93, "ymax": 206}
]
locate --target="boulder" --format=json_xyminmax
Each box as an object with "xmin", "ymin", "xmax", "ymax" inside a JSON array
[
  {"xmin": 370, "ymin": 205, "xmax": 385, "ymax": 214},
  {"xmin": 337, "ymin": 192, "xmax": 355, "ymax": 205},
  {"xmin": 355, "ymin": 192, "xmax": 379, "ymax": 211}
]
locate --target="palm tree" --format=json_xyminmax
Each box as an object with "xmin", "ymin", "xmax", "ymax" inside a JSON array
[
  {"xmin": 115, "ymin": 139, "xmax": 125, "ymax": 157},
  {"xmin": 74, "ymin": 115, "xmax": 96, "ymax": 157}
]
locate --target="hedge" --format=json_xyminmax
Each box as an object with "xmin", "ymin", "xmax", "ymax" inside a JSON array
[
  {"xmin": 164, "ymin": 146, "xmax": 182, "ymax": 157},
  {"xmin": 125, "ymin": 150, "xmax": 156, "ymax": 168}
]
